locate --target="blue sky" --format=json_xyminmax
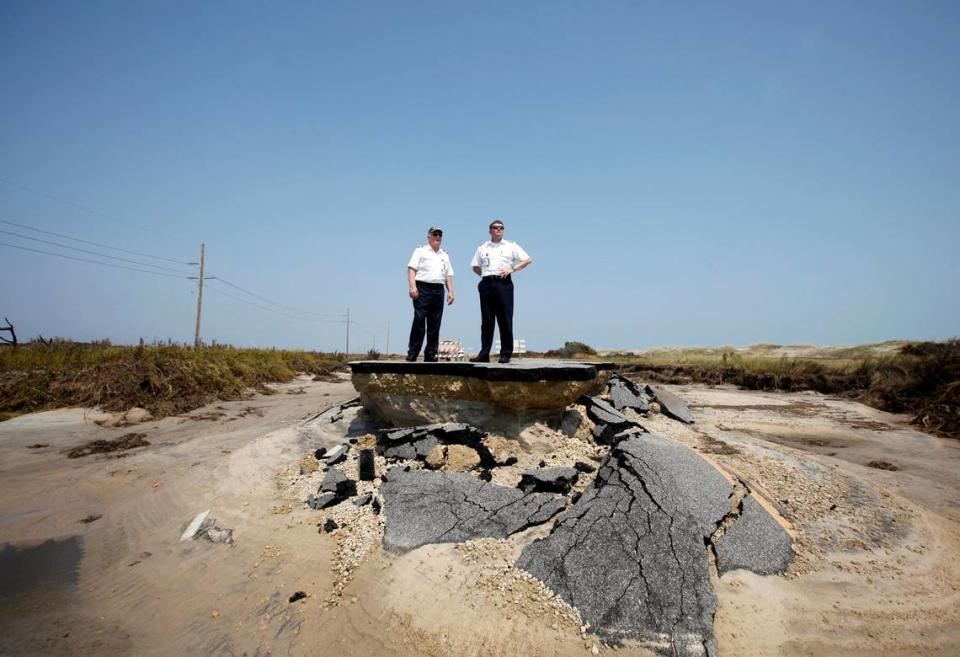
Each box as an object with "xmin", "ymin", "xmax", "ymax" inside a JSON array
[{"xmin": 1, "ymin": 1, "xmax": 958, "ymax": 352}]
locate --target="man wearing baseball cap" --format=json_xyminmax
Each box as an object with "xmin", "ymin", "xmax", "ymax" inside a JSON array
[{"xmin": 406, "ymin": 227, "xmax": 455, "ymax": 362}]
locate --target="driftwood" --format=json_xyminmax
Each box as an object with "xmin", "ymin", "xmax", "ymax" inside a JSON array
[{"xmin": 0, "ymin": 317, "xmax": 16, "ymax": 347}]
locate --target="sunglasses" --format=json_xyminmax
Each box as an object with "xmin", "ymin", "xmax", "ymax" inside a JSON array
[
  {"xmin": 429, "ymin": 232, "xmax": 443, "ymax": 237},
  {"xmin": 490, "ymin": 226, "xmax": 504, "ymax": 230}
]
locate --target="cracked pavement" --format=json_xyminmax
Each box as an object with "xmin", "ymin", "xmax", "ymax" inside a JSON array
[
  {"xmin": 372, "ymin": 391, "xmax": 793, "ymax": 656},
  {"xmin": 516, "ymin": 433, "xmax": 793, "ymax": 657},
  {"xmin": 380, "ymin": 469, "xmax": 567, "ymax": 552}
]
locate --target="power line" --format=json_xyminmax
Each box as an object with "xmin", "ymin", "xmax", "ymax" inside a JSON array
[
  {"xmin": 1, "ymin": 238, "xmax": 369, "ymax": 346},
  {"xmin": 0, "ymin": 175, "xmax": 182, "ymax": 241},
  {"xmin": 0, "ymin": 240, "xmax": 191, "ymax": 279},
  {"xmin": 0, "ymin": 228, "xmax": 196, "ymax": 275},
  {"xmin": 211, "ymin": 276, "xmax": 295, "ymax": 310},
  {"xmin": 209, "ymin": 274, "xmax": 341, "ymax": 320},
  {"xmin": 0, "ymin": 218, "xmax": 194, "ymax": 265},
  {"xmin": 205, "ymin": 284, "xmax": 347, "ymax": 323}
]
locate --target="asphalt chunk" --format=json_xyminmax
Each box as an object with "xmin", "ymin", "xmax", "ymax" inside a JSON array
[
  {"xmin": 380, "ymin": 469, "xmax": 567, "ymax": 553},
  {"xmin": 646, "ymin": 385, "xmax": 694, "ymax": 424},
  {"xmin": 607, "ymin": 374, "xmax": 651, "ymax": 413},
  {"xmin": 715, "ymin": 495, "xmax": 794, "ymax": 576}
]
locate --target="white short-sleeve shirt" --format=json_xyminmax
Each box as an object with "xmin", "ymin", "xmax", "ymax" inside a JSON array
[
  {"xmin": 407, "ymin": 245, "xmax": 454, "ymax": 284},
  {"xmin": 470, "ymin": 240, "xmax": 530, "ymax": 277}
]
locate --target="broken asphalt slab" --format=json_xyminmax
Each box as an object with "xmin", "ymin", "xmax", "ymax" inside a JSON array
[
  {"xmin": 377, "ymin": 423, "xmax": 497, "ymax": 464},
  {"xmin": 379, "ymin": 423, "xmax": 486, "ymax": 447},
  {"xmin": 302, "ymin": 398, "xmax": 362, "ymax": 425},
  {"xmin": 519, "ymin": 467, "xmax": 579, "ymax": 494},
  {"xmin": 579, "ymin": 395, "xmax": 644, "ymax": 444},
  {"xmin": 560, "ymin": 408, "xmax": 583, "ymax": 437},
  {"xmin": 382, "ymin": 435, "xmax": 438, "ymax": 461},
  {"xmin": 580, "ymin": 396, "xmax": 631, "ymax": 427},
  {"xmin": 379, "ymin": 469, "xmax": 567, "ymax": 553},
  {"xmin": 306, "ymin": 468, "xmax": 357, "ymax": 510},
  {"xmin": 319, "ymin": 469, "xmax": 357, "ymax": 499},
  {"xmin": 358, "ymin": 449, "xmax": 376, "ymax": 480},
  {"xmin": 323, "ymin": 444, "xmax": 349, "ymax": 466},
  {"xmin": 300, "ymin": 398, "xmax": 387, "ymax": 441},
  {"xmin": 307, "ymin": 491, "xmax": 338, "ymax": 510},
  {"xmin": 607, "ymin": 375, "xmax": 651, "ymax": 413},
  {"xmin": 352, "ymin": 492, "xmax": 374, "ymax": 507},
  {"xmin": 516, "ymin": 433, "xmax": 793, "ymax": 657},
  {"xmin": 715, "ymin": 495, "xmax": 794, "ymax": 575},
  {"xmin": 646, "ymin": 385, "xmax": 694, "ymax": 424},
  {"xmin": 591, "ymin": 423, "xmax": 645, "ymax": 446}
]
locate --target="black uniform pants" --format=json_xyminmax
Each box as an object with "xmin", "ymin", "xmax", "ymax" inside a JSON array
[
  {"xmin": 477, "ymin": 275, "xmax": 514, "ymax": 359},
  {"xmin": 407, "ymin": 281, "xmax": 445, "ymax": 361}
]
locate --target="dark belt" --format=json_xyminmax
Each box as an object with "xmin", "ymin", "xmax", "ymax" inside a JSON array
[
  {"xmin": 416, "ymin": 281, "xmax": 444, "ymax": 288},
  {"xmin": 481, "ymin": 274, "xmax": 511, "ymax": 280}
]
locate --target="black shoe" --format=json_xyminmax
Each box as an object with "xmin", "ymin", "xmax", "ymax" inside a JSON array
[
  {"xmin": 469, "ymin": 356, "xmax": 489, "ymax": 363},
  {"xmin": 424, "ymin": 357, "xmax": 438, "ymax": 362},
  {"xmin": 498, "ymin": 356, "xmax": 511, "ymax": 364},
  {"xmin": 405, "ymin": 356, "xmax": 417, "ymax": 362}
]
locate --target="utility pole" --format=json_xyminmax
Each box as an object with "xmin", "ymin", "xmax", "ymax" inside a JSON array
[
  {"xmin": 194, "ymin": 243, "xmax": 205, "ymax": 349},
  {"xmin": 386, "ymin": 321, "xmax": 390, "ymax": 356},
  {"xmin": 345, "ymin": 307, "xmax": 350, "ymax": 357}
]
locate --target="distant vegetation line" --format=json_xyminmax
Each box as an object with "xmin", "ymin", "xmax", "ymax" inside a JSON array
[
  {"xmin": 2, "ymin": 337, "xmax": 957, "ymax": 441},
  {"xmin": 624, "ymin": 339, "xmax": 960, "ymax": 438}
]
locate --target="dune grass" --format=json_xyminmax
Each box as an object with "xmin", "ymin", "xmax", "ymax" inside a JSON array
[
  {"xmin": 0, "ymin": 340, "xmax": 345, "ymax": 421},
  {"xmin": 532, "ymin": 339, "xmax": 957, "ymax": 439},
  {"xmin": 606, "ymin": 340, "xmax": 959, "ymax": 440}
]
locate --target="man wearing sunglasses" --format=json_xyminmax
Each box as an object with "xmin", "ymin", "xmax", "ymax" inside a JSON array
[
  {"xmin": 406, "ymin": 227, "xmax": 455, "ymax": 362},
  {"xmin": 469, "ymin": 219, "xmax": 532, "ymax": 364}
]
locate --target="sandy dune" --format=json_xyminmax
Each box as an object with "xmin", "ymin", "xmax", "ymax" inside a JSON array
[{"xmin": 1, "ymin": 375, "xmax": 958, "ymax": 656}]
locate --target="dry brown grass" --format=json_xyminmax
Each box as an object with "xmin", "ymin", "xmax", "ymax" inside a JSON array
[
  {"xmin": 0, "ymin": 340, "xmax": 345, "ymax": 421},
  {"xmin": 610, "ymin": 340, "xmax": 959, "ymax": 440},
  {"xmin": 533, "ymin": 339, "xmax": 958, "ymax": 439}
]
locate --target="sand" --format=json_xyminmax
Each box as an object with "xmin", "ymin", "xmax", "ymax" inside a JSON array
[{"xmin": 1, "ymin": 376, "xmax": 958, "ymax": 656}]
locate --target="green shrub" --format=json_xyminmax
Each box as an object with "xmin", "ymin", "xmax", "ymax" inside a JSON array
[{"xmin": 543, "ymin": 341, "xmax": 598, "ymax": 358}]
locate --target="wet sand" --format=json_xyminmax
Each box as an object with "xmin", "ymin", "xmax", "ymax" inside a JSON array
[{"xmin": 1, "ymin": 377, "xmax": 958, "ymax": 656}]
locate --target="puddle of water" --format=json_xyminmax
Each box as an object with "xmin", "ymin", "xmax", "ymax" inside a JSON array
[{"xmin": 0, "ymin": 536, "xmax": 84, "ymax": 600}]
